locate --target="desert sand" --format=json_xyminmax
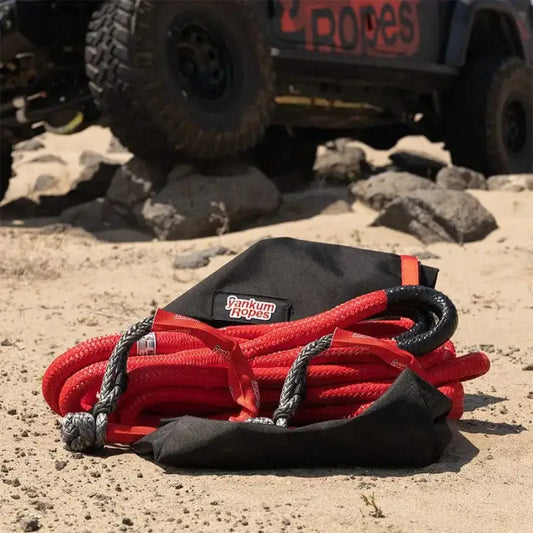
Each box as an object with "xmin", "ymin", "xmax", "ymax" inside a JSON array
[{"xmin": 0, "ymin": 127, "xmax": 532, "ymax": 532}]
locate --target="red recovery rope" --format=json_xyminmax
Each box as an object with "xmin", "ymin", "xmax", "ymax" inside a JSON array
[{"xmin": 42, "ymin": 287, "xmax": 490, "ymax": 447}]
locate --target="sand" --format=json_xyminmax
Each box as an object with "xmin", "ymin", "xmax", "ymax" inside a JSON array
[{"xmin": 0, "ymin": 128, "xmax": 532, "ymax": 532}]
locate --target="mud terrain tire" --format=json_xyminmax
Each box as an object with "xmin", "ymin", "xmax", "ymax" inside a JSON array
[
  {"xmin": 85, "ymin": 0, "xmax": 275, "ymax": 161},
  {"xmin": 444, "ymin": 56, "xmax": 533, "ymax": 175},
  {"xmin": 0, "ymin": 143, "xmax": 12, "ymax": 201}
]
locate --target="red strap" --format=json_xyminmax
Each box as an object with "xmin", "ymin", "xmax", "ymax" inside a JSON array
[
  {"xmin": 152, "ymin": 309, "xmax": 260, "ymax": 421},
  {"xmin": 400, "ymin": 255, "xmax": 419, "ymax": 285},
  {"xmin": 330, "ymin": 328, "xmax": 428, "ymax": 379}
]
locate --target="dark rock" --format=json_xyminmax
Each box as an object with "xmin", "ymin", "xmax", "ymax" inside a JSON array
[
  {"xmin": 314, "ymin": 144, "xmax": 369, "ymax": 182},
  {"xmin": 73, "ymin": 161, "xmax": 121, "ymax": 201},
  {"xmin": 107, "ymin": 157, "xmax": 166, "ymax": 208},
  {"xmin": 389, "ymin": 151, "xmax": 447, "ymax": 179},
  {"xmin": 436, "ymin": 166, "xmax": 487, "ymax": 190},
  {"xmin": 351, "ymin": 171, "xmax": 437, "ymax": 210},
  {"xmin": 0, "ymin": 198, "xmax": 40, "ymax": 218},
  {"xmin": 33, "ymin": 174, "xmax": 59, "ymax": 192},
  {"xmin": 487, "ymin": 174, "xmax": 533, "ymax": 192},
  {"xmin": 54, "ymin": 460, "xmax": 67, "ymax": 471},
  {"xmin": 28, "ymin": 154, "xmax": 66, "ymax": 165},
  {"xmin": 372, "ymin": 189, "xmax": 497, "ymax": 244},
  {"xmin": 59, "ymin": 198, "xmax": 128, "ymax": 232},
  {"xmin": 139, "ymin": 165, "xmax": 280, "ymax": 240},
  {"xmin": 254, "ymin": 187, "xmax": 352, "ymax": 226},
  {"xmin": 172, "ymin": 253, "xmax": 207, "ymax": 269},
  {"xmin": 19, "ymin": 518, "xmax": 41, "ymax": 532},
  {"xmin": 14, "ymin": 139, "xmax": 44, "ymax": 151},
  {"xmin": 167, "ymin": 163, "xmax": 196, "ymax": 183}
]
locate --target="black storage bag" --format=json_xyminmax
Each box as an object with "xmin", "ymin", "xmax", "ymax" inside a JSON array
[
  {"xmin": 133, "ymin": 371, "xmax": 452, "ymax": 469},
  {"xmin": 164, "ymin": 237, "xmax": 438, "ymax": 325},
  {"xmin": 133, "ymin": 238, "xmax": 451, "ymax": 468}
]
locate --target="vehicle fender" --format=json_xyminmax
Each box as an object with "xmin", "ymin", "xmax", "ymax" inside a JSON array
[{"xmin": 445, "ymin": 0, "xmax": 530, "ymax": 67}]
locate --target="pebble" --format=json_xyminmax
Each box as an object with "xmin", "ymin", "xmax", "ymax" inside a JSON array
[
  {"xmin": 19, "ymin": 518, "xmax": 41, "ymax": 532},
  {"xmin": 54, "ymin": 460, "xmax": 67, "ymax": 471}
]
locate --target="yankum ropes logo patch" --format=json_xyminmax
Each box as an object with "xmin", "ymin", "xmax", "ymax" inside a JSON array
[{"xmin": 225, "ymin": 295, "xmax": 277, "ymax": 321}]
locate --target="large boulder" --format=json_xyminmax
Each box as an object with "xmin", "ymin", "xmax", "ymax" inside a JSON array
[
  {"xmin": 436, "ymin": 166, "xmax": 487, "ymax": 190},
  {"xmin": 372, "ymin": 189, "xmax": 497, "ymax": 244},
  {"xmin": 59, "ymin": 198, "xmax": 128, "ymax": 232},
  {"xmin": 351, "ymin": 171, "xmax": 437, "ymax": 210},
  {"xmin": 72, "ymin": 160, "xmax": 121, "ymax": 200},
  {"xmin": 487, "ymin": 174, "xmax": 533, "ymax": 192},
  {"xmin": 389, "ymin": 150, "xmax": 447, "ymax": 179},
  {"xmin": 314, "ymin": 144, "xmax": 369, "ymax": 182},
  {"xmin": 107, "ymin": 157, "xmax": 166, "ymax": 209},
  {"xmin": 253, "ymin": 187, "xmax": 352, "ymax": 226},
  {"xmin": 138, "ymin": 164, "xmax": 280, "ymax": 240}
]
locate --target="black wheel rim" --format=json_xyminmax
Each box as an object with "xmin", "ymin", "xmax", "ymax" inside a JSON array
[
  {"xmin": 503, "ymin": 99, "xmax": 527, "ymax": 154},
  {"xmin": 167, "ymin": 19, "xmax": 232, "ymax": 103}
]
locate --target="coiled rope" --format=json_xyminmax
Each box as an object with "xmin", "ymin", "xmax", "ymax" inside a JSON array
[{"xmin": 42, "ymin": 286, "xmax": 490, "ymax": 452}]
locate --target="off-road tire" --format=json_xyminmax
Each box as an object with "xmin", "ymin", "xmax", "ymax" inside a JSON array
[
  {"xmin": 0, "ymin": 142, "xmax": 12, "ymax": 201},
  {"xmin": 444, "ymin": 56, "xmax": 533, "ymax": 175},
  {"xmin": 85, "ymin": 0, "xmax": 275, "ymax": 161}
]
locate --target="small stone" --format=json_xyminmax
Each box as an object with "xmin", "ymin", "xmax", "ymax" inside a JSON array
[
  {"xmin": 122, "ymin": 518, "xmax": 133, "ymax": 526},
  {"xmin": 55, "ymin": 460, "xmax": 67, "ymax": 471},
  {"xmin": 19, "ymin": 518, "xmax": 41, "ymax": 532},
  {"xmin": 523, "ymin": 363, "xmax": 533, "ymax": 371},
  {"xmin": 172, "ymin": 253, "xmax": 209, "ymax": 269},
  {"xmin": 172, "ymin": 246, "xmax": 232, "ymax": 270},
  {"xmin": 20, "ymin": 430, "xmax": 29, "ymax": 437},
  {"xmin": 7, "ymin": 408, "xmax": 17, "ymax": 415}
]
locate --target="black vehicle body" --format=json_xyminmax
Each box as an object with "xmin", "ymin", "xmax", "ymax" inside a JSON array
[{"xmin": 1, "ymin": 0, "xmax": 532, "ymax": 198}]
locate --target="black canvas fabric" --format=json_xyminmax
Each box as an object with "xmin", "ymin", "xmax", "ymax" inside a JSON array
[
  {"xmin": 133, "ymin": 370, "xmax": 452, "ymax": 469},
  {"xmin": 165, "ymin": 238, "xmax": 439, "ymax": 325}
]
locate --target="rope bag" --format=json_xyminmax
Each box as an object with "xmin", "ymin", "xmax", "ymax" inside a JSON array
[{"xmin": 42, "ymin": 240, "xmax": 490, "ymax": 467}]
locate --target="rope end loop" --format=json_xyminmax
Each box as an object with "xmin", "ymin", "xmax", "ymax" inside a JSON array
[{"xmin": 60, "ymin": 411, "xmax": 107, "ymax": 452}]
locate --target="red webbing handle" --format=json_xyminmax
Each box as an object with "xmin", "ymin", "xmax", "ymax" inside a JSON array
[{"xmin": 151, "ymin": 309, "xmax": 259, "ymax": 421}]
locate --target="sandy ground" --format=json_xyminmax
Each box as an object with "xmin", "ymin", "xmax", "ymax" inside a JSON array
[{"xmin": 0, "ymin": 128, "xmax": 532, "ymax": 532}]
